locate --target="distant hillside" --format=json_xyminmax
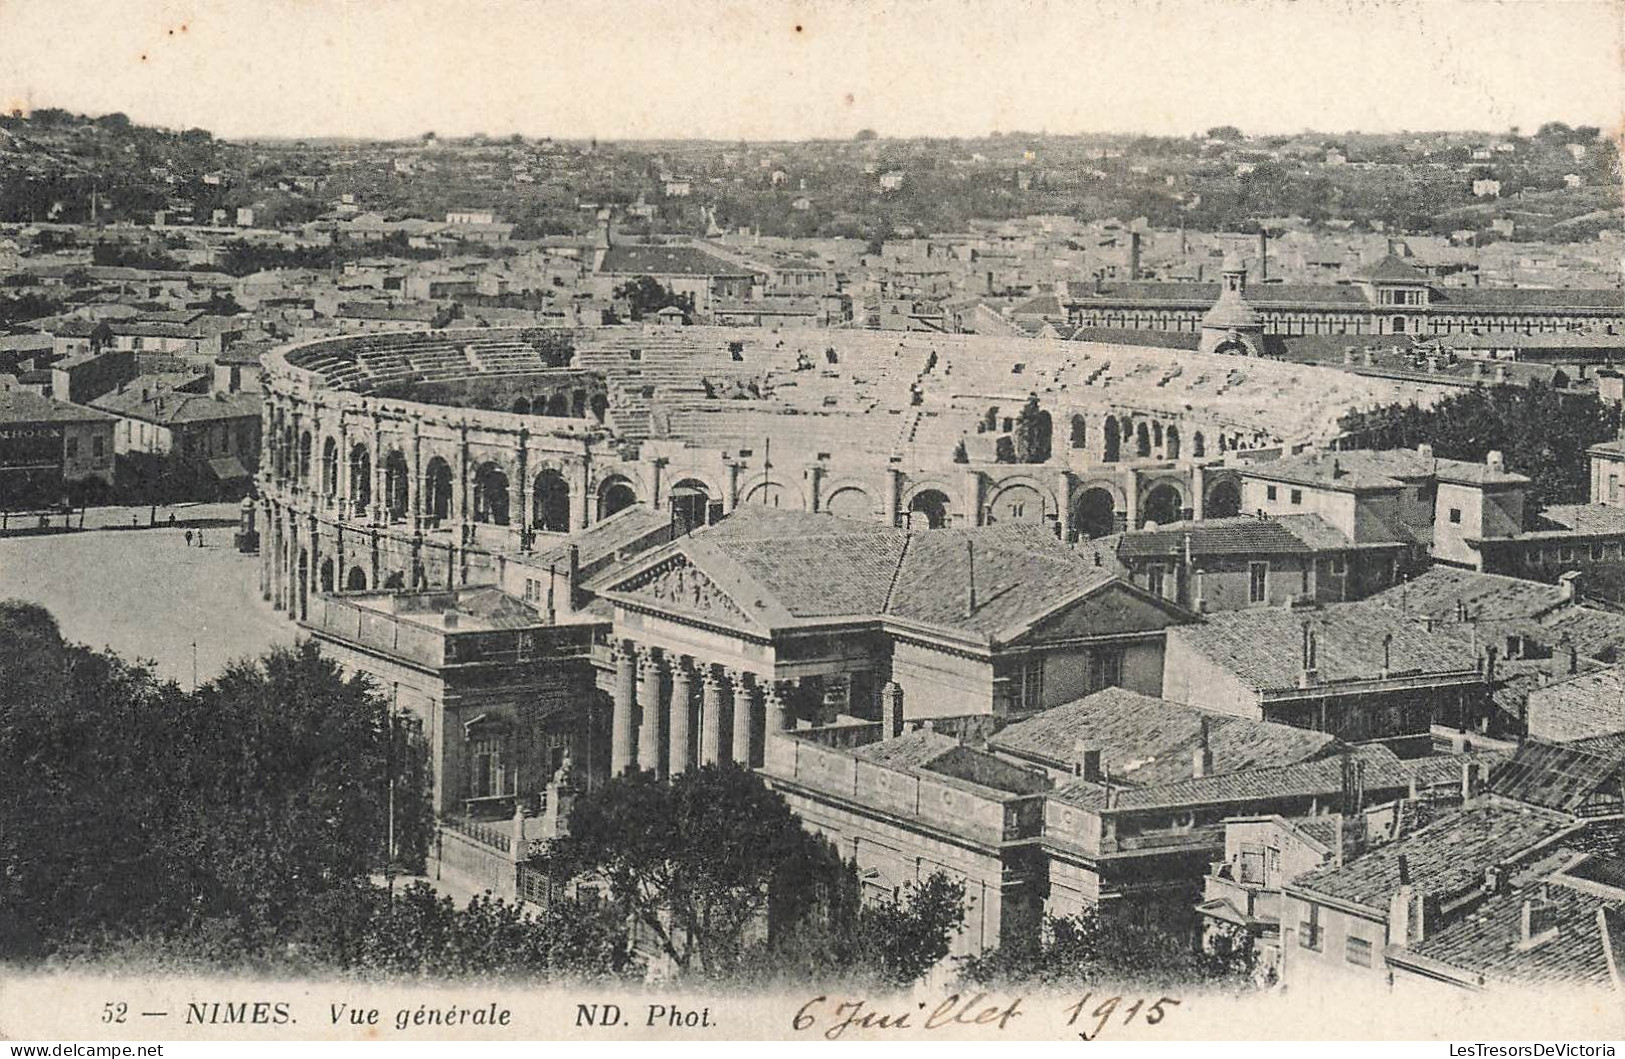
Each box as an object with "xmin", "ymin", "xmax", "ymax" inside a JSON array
[{"xmin": 0, "ymin": 109, "xmax": 243, "ymax": 225}]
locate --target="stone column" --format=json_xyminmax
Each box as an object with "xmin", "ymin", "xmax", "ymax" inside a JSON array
[
  {"xmin": 269, "ymin": 502, "xmax": 284, "ymax": 608},
  {"xmin": 307, "ymin": 514, "xmax": 320, "ymax": 600},
  {"xmin": 260, "ymin": 500, "xmax": 274, "ymax": 600},
  {"xmin": 764, "ymin": 680, "xmax": 792, "ymax": 737},
  {"xmin": 457, "ymin": 424, "xmax": 471, "ymax": 526},
  {"xmin": 337, "ymin": 415, "xmax": 351, "ymax": 513},
  {"xmin": 1191, "ymin": 464, "xmax": 1207, "ymax": 521},
  {"xmin": 1056, "ymin": 469, "xmax": 1073, "ymax": 541},
  {"xmin": 370, "ymin": 416, "xmax": 384, "ymax": 524},
  {"xmin": 700, "ymin": 668, "xmax": 725, "ymax": 766},
  {"xmin": 409, "ymin": 419, "xmax": 423, "ymax": 530},
  {"xmin": 729, "ymin": 670, "xmax": 754, "ymax": 767},
  {"xmin": 807, "ymin": 464, "xmax": 824, "ymax": 513},
  {"xmin": 572, "ymin": 459, "xmax": 591, "ymax": 529},
  {"xmin": 636, "ymin": 647, "xmax": 665, "ymax": 777},
  {"xmin": 724, "ymin": 461, "xmax": 740, "ymax": 514},
  {"xmin": 515, "ymin": 430, "xmax": 530, "ymax": 546},
  {"xmin": 1122, "ymin": 467, "xmax": 1139, "ymax": 530},
  {"xmin": 961, "ymin": 467, "xmax": 982, "ymax": 526},
  {"xmin": 611, "ymin": 643, "xmax": 637, "ymax": 776},
  {"xmin": 668, "ymin": 657, "xmax": 694, "ymax": 775},
  {"xmin": 884, "ymin": 468, "xmax": 902, "ymax": 527}
]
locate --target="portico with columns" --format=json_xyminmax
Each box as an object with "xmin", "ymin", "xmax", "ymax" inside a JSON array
[{"xmin": 593, "ymin": 506, "xmax": 1195, "ymax": 781}]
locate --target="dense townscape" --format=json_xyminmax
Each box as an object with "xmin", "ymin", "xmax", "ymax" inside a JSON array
[{"xmin": 2, "ymin": 101, "xmax": 1624, "ymax": 1017}]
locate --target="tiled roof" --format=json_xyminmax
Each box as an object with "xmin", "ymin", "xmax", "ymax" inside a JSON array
[
  {"xmin": 1489, "ymin": 732, "xmax": 1625, "ymax": 813},
  {"xmin": 1357, "ymin": 254, "xmax": 1430, "ymax": 284},
  {"xmin": 1110, "ymin": 513, "xmax": 1351, "ymax": 560},
  {"xmin": 334, "ymin": 301, "xmax": 438, "ymax": 321},
  {"xmin": 1399, "ymin": 878, "xmax": 1618, "ymax": 989},
  {"xmin": 1366, "ymin": 567, "xmax": 1569, "ymax": 623},
  {"xmin": 598, "ymin": 244, "xmax": 755, "ymax": 278},
  {"xmin": 673, "ymin": 506, "xmax": 1139, "ymax": 642},
  {"xmin": 1433, "ymin": 287, "xmax": 1625, "ymax": 311},
  {"xmin": 1048, "ymin": 743, "xmax": 1416, "ymax": 813},
  {"xmin": 0, "ymin": 389, "xmax": 116, "ymax": 424},
  {"xmin": 989, "ymin": 687, "xmax": 1340, "ymax": 785},
  {"xmin": 1242, "ymin": 448, "xmax": 1527, "ymax": 491},
  {"xmin": 1527, "ymin": 665, "xmax": 1625, "ymax": 743},
  {"xmin": 1290, "ymin": 803, "xmax": 1575, "ymax": 909},
  {"xmin": 1168, "ymin": 601, "xmax": 1478, "ymax": 691},
  {"xmin": 91, "ymin": 385, "xmax": 261, "ymax": 425},
  {"xmin": 1530, "ymin": 504, "xmax": 1625, "ymax": 536},
  {"xmin": 849, "ymin": 728, "xmax": 1050, "ymax": 797}
]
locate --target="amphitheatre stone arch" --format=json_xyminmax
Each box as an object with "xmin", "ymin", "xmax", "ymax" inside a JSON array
[
  {"xmin": 473, "ymin": 462, "xmax": 512, "ymax": 526},
  {"xmin": 1139, "ymin": 477, "xmax": 1188, "ymax": 527},
  {"xmin": 987, "ymin": 475, "xmax": 1058, "ymax": 526},
  {"xmin": 1070, "ymin": 479, "xmax": 1125, "ymax": 539},
  {"xmin": 823, "ymin": 485, "xmax": 874, "ymax": 520},
  {"xmin": 1206, "ymin": 477, "xmax": 1243, "ymax": 518},
  {"xmin": 533, "ymin": 468, "xmax": 571, "ymax": 533},
  {"xmin": 597, "ymin": 474, "xmax": 641, "ymax": 520}
]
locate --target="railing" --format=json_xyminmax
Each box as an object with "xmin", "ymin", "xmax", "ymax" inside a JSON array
[{"xmin": 441, "ymin": 814, "xmax": 512, "ymax": 853}]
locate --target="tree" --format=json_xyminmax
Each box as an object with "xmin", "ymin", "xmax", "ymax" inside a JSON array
[
  {"xmin": 294, "ymin": 882, "xmax": 636, "ymax": 981},
  {"xmin": 539, "ymin": 764, "xmax": 964, "ymax": 984},
  {"xmin": 958, "ymin": 911, "xmax": 1257, "ymax": 992},
  {"xmin": 541, "ymin": 765, "xmax": 817, "ymax": 974},
  {"xmin": 1338, "ymin": 381, "xmax": 1619, "ymax": 509},
  {"xmin": 612, "ymin": 276, "xmax": 695, "ymax": 323},
  {"xmin": 0, "ymin": 618, "xmax": 431, "ymax": 960},
  {"xmin": 1014, "ymin": 394, "xmax": 1052, "ymax": 463}
]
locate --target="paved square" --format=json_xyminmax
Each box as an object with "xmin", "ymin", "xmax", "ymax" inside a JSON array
[{"xmin": 0, "ymin": 527, "xmax": 296, "ymax": 687}]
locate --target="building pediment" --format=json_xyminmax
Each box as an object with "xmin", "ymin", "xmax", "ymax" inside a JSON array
[
  {"xmin": 1005, "ymin": 581, "xmax": 1193, "ymax": 647},
  {"xmin": 607, "ymin": 552, "xmax": 758, "ymax": 628}
]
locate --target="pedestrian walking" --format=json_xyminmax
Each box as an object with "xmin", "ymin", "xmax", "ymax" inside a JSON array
[{"xmin": 184, "ymin": 529, "xmax": 193, "ymax": 547}]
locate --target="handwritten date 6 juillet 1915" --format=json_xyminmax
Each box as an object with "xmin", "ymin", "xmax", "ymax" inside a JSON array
[{"xmin": 792, "ymin": 991, "xmax": 1182, "ymax": 1040}]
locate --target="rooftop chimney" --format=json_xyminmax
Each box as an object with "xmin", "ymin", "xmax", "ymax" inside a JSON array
[
  {"xmin": 1129, "ymin": 231, "xmax": 1143, "ymax": 281},
  {"xmin": 964, "ymin": 539, "xmax": 977, "ymax": 617},
  {"xmin": 1417, "ymin": 442, "xmax": 1434, "ymax": 459},
  {"xmin": 1192, "ymin": 716, "xmax": 1213, "ymax": 778},
  {"xmin": 1072, "ymin": 740, "xmax": 1102, "ymax": 782},
  {"xmin": 1518, "ymin": 898, "xmax": 1561, "ymax": 950},
  {"xmin": 1298, "ymin": 620, "xmax": 1320, "ymax": 687},
  {"xmin": 881, "ymin": 681, "xmax": 904, "ymax": 740},
  {"xmin": 1461, "ymin": 759, "xmax": 1482, "ymax": 800},
  {"xmin": 1486, "ymin": 450, "xmax": 1505, "ymax": 473},
  {"xmin": 1257, "ymin": 230, "xmax": 1269, "ymax": 283}
]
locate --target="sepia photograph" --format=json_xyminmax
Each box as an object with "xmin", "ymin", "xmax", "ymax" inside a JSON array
[{"xmin": 0, "ymin": 0, "xmax": 1622, "ymax": 1047}]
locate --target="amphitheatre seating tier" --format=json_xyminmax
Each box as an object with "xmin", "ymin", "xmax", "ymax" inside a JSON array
[{"xmin": 272, "ymin": 325, "xmax": 1430, "ymax": 452}]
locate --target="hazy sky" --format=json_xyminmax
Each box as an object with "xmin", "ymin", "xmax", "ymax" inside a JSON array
[{"xmin": 0, "ymin": 0, "xmax": 1618, "ymax": 141}]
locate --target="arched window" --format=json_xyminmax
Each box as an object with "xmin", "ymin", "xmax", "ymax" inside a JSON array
[
  {"xmin": 1103, "ymin": 418, "xmax": 1120, "ymax": 463},
  {"xmin": 1193, "ymin": 431, "xmax": 1205, "ymax": 458},
  {"xmin": 1166, "ymin": 425, "xmax": 1181, "ymax": 460},
  {"xmin": 321, "ymin": 438, "xmax": 338, "ymax": 498},
  {"xmin": 349, "ymin": 445, "xmax": 372, "ymax": 512},
  {"xmin": 1136, "ymin": 422, "xmax": 1152, "ymax": 458},
  {"xmin": 533, "ymin": 469, "xmax": 571, "ymax": 533},
  {"xmin": 297, "ymin": 432, "xmax": 313, "ymax": 483},
  {"xmin": 383, "ymin": 451, "xmax": 410, "ymax": 522},
  {"xmin": 1070, "ymin": 414, "xmax": 1087, "ymax": 450},
  {"xmin": 473, "ymin": 463, "xmax": 511, "ymax": 525},
  {"xmin": 423, "ymin": 457, "xmax": 454, "ymax": 525}
]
